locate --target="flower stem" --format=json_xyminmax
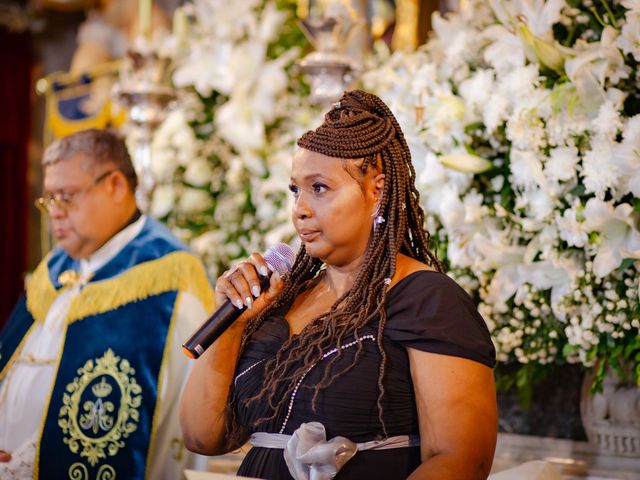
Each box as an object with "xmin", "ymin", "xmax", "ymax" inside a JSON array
[
  {"xmin": 600, "ymin": 0, "xmax": 618, "ymax": 28},
  {"xmin": 590, "ymin": 7, "xmax": 607, "ymax": 28}
]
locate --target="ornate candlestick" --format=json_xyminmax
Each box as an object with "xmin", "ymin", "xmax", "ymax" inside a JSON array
[
  {"xmin": 113, "ymin": 40, "xmax": 176, "ymax": 211},
  {"xmin": 297, "ymin": 6, "xmax": 362, "ymax": 104}
]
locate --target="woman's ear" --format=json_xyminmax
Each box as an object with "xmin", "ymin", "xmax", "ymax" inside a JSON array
[{"xmin": 373, "ymin": 173, "xmax": 385, "ymax": 199}]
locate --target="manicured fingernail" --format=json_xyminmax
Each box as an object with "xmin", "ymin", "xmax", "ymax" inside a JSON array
[
  {"xmin": 260, "ymin": 266, "xmax": 268, "ymax": 276},
  {"xmin": 273, "ymin": 271, "xmax": 281, "ymax": 282},
  {"xmin": 245, "ymin": 296, "xmax": 252, "ymax": 308},
  {"xmin": 251, "ymin": 286, "xmax": 261, "ymax": 297},
  {"xmin": 235, "ymin": 299, "xmax": 244, "ymax": 309}
]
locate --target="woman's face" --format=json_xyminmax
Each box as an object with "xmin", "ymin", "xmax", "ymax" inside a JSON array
[{"xmin": 290, "ymin": 148, "xmax": 384, "ymax": 267}]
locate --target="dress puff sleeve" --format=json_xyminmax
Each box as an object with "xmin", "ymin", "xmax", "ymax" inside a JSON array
[{"xmin": 384, "ymin": 271, "xmax": 496, "ymax": 368}]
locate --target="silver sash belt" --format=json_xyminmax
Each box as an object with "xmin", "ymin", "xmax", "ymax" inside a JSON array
[{"xmin": 250, "ymin": 422, "xmax": 420, "ymax": 480}]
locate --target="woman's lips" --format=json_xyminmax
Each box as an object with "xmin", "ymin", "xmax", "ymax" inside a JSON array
[{"xmin": 298, "ymin": 230, "xmax": 319, "ymax": 242}]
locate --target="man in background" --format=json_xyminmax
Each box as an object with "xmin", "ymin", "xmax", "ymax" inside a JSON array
[{"xmin": 0, "ymin": 128, "xmax": 213, "ymax": 479}]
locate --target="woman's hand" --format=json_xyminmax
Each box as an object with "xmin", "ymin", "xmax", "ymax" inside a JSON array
[
  {"xmin": 181, "ymin": 252, "xmax": 285, "ymax": 457},
  {"xmin": 215, "ymin": 252, "xmax": 284, "ymax": 324}
]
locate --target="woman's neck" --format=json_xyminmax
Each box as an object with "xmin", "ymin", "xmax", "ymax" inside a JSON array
[{"xmin": 322, "ymin": 254, "xmax": 367, "ymax": 298}]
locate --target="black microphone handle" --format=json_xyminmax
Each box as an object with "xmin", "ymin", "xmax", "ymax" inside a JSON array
[{"xmin": 182, "ymin": 273, "xmax": 271, "ymax": 359}]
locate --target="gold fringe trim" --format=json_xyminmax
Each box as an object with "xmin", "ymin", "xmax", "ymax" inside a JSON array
[
  {"xmin": 66, "ymin": 251, "xmax": 215, "ymax": 324},
  {"xmin": 25, "ymin": 250, "xmax": 214, "ymax": 325},
  {"xmin": 26, "ymin": 253, "xmax": 58, "ymax": 324}
]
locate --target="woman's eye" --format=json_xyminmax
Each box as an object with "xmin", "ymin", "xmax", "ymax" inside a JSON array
[
  {"xmin": 312, "ymin": 183, "xmax": 327, "ymax": 194},
  {"xmin": 288, "ymin": 184, "xmax": 299, "ymax": 195}
]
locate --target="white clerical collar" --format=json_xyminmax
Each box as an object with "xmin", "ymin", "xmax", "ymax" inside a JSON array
[{"xmin": 79, "ymin": 214, "xmax": 147, "ymax": 277}]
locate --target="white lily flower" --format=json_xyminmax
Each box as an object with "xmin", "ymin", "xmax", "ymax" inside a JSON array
[
  {"xmin": 417, "ymin": 150, "xmax": 472, "ymax": 214},
  {"xmin": 439, "ymin": 187, "xmax": 495, "ymax": 268},
  {"xmin": 191, "ymin": 230, "xmax": 226, "ymax": 258},
  {"xmin": 489, "ymin": 0, "xmax": 565, "ymax": 37},
  {"xmin": 474, "ymin": 232, "xmax": 526, "ymax": 306},
  {"xmin": 617, "ymin": 11, "xmax": 640, "ymax": 62},
  {"xmin": 150, "ymin": 184, "xmax": 175, "ymax": 219},
  {"xmin": 565, "ymin": 27, "xmax": 630, "ymax": 114},
  {"xmin": 583, "ymin": 198, "xmax": 640, "ymax": 277},
  {"xmin": 482, "ymin": 24, "xmax": 526, "ymax": 73},
  {"xmin": 256, "ymin": 2, "xmax": 287, "ymax": 44},
  {"xmin": 621, "ymin": 1, "xmax": 640, "ymax": 11},
  {"xmin": 526, "ymin": 259, "xmax": 573, "ymax": 308},
  {"xmin": 613, "ymin": 115, "xmax": 640, "ymax": 196},
  {"xmin": 215, "ymin": 93, "xmax": 266, "ymax": 151},
  {"xmin": 173, "ymin": 41, "xmax": 235, "ymax": 97},
  {"xmin": 178, "ymin": 188, "xmax": 212, "ymax": 214},
  {"xmin": 184, "ymin": 159, "xmax": 213, "ymax": 187}
]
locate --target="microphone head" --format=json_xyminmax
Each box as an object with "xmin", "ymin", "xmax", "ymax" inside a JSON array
[{"xmin": 263, "ymin": 243, "xmax": 295, "ymax": 276}]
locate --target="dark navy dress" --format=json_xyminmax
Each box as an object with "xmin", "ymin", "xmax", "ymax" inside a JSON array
[{"xmin": 233, "ymin": 271, "xmax": 496, "ymax": 480}]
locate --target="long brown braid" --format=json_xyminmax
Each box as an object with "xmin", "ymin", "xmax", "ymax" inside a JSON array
[{"xmin": 226, "ymin": 90, "xmax": 444, "ymax": 445}]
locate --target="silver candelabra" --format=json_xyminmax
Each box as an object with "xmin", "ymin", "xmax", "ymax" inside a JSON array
[{"xmin": 113, "ymin": 40, "xmax": 176, "ymax": 211}]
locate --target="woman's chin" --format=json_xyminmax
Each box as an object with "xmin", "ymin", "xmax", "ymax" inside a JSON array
[{"xmin": 303, "ymin": 242, "xmax": 327, "ymax": 260}]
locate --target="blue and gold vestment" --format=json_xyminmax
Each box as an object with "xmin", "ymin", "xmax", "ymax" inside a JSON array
[{"xmin": 0, "ymin": 218, "xmax": 214, "ymax": 479}]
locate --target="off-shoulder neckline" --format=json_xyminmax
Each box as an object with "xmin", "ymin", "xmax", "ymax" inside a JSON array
[
  {"xmin": 386, "ymin": 269, "xmax": 447, "ymax": 297},
  {"xmin": 275, "ymin": 269, "xmax": 448, "ymax": 339}
]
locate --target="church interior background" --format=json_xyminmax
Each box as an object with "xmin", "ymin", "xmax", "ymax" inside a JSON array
[{"xmin": 0, "ymin": 0, "xmax": 639, "ymax": 478}]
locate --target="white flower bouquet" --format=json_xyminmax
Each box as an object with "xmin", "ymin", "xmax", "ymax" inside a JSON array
[
  {"xmin": 364, "ymin": 0, "xmax": 640, "ymax": 399},
  {"xmin": 150, "ymin": 0, "xmax": 320, "ymax": 279}
]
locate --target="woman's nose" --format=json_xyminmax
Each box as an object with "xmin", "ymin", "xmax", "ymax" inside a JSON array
[{"xmin": 293, "ymin": 193, "xmax": 312, "ymax": 219}]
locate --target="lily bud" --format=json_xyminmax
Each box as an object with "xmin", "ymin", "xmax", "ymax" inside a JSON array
[
  {"xmin": 439, "ymin": 153, "xmax": 492, "ymax": 173},
  {"xmin": 516, "ymin": 22, "xmax": 565, "ymax": 73}
]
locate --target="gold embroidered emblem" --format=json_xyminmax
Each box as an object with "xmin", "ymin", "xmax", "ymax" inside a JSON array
[
  {"xmin": 59, "ymin": 349, "xmax": 142, "ymax": 467},
  {"xmin": 68, "ymin": 462, "xmax": 116, "ymax": 480},
  {"xmin": 58, "ymin": 270, "xmax": 80, "ymax": 287}
]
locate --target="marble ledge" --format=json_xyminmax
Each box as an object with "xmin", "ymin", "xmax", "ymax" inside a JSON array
[{"xmin": 492, "ymin": 433, "xmax": 640, "ymax": 479}]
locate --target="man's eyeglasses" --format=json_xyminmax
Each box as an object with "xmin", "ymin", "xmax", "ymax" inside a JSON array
[{"xmin": 35, "ymin": 169, "xmax": 116, "ymax": 213}]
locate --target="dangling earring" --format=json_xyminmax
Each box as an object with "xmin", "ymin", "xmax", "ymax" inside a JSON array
[{"xmin": 370, "ymin": 203, "xmax": 385, "ymax": 233}]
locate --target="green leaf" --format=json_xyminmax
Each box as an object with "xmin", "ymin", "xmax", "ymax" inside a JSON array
[
  {"xmin": 618, "ymin": 258, "xmax": 636, "ymax": 271},
  {"xmin": 562, "ymin": 343, "xmax": 577, "ymax": 357},
  {"xmin": 568, "ymin": 184, "xmax": 586, "ymax": 196},
  {"xmin": 464, "ymin": 121, "xmax": 485, "ymax": 134}
]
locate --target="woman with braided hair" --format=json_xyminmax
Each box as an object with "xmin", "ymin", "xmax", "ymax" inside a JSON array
[{"xmin": 180, "ymin": 90, "xmax": 497, "ymax": 479}]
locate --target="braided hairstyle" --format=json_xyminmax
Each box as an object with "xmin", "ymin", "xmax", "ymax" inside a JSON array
[{"xmin": 226, "ymin": 90, "xmax": 444, "ymax": 444}]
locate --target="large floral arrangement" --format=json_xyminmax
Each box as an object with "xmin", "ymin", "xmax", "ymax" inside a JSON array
[
  {"xmin": 149, "ymin": 0, "xmax": 318, "ymax": 279},
  {"xmin": 363, "ymin": 0, "xmax": 640, "ymax": 396}
]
